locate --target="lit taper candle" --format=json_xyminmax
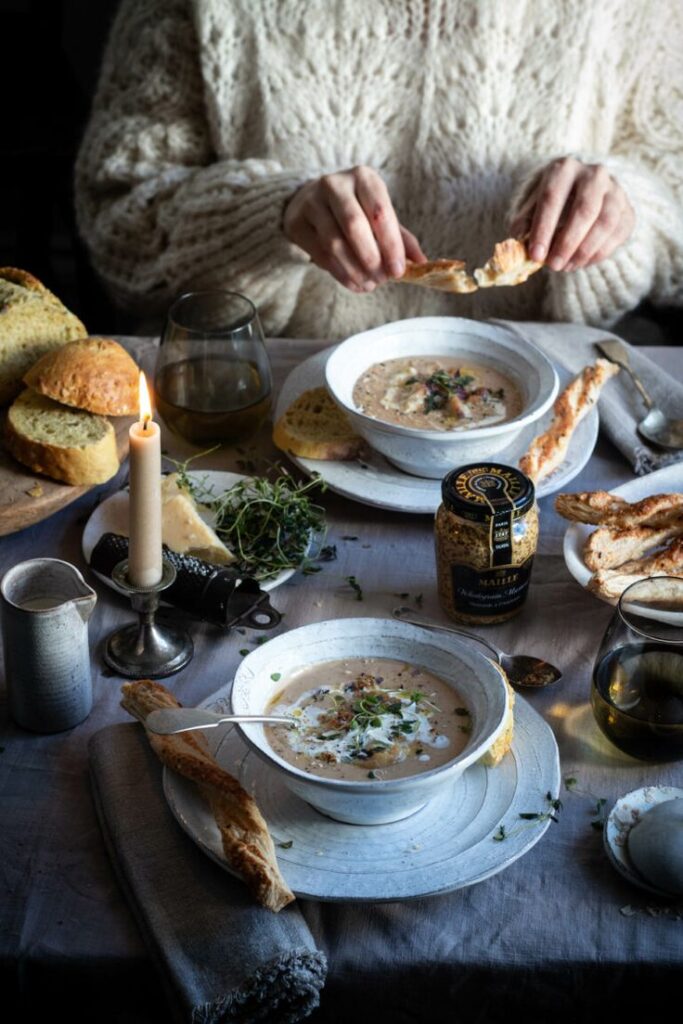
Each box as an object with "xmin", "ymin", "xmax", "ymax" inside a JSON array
[{"xmin": 128, "ymin": 372, "xmax": 163, "ymax": 588}]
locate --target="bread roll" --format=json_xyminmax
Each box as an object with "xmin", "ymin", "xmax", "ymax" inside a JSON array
[{"xmin": 24, "ymin": 337, "xmax": 139, "ymax": 416}]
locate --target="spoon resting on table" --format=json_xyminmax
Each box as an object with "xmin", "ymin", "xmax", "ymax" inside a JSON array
[
  {"xmin": 392, "ymin": 608, "xmax": 562, "ymax": 688},
  {"xmin": 596, "ymin": 338, "xmax": 683, "ymax": 451},
  {"xmin": 145, "ymin": 708, "xmax": 297, "ymax": 735}
]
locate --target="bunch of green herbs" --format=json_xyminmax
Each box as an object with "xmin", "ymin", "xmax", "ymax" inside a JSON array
[{"xmin": 172, "ymin": 453, "xmax": 327, "ymax": 580}]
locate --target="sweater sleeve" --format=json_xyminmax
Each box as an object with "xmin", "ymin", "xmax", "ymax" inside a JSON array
[
  {"xmin": 74, "ymin": 0, "xmax": 311, "ymax": 333},
  {"xmin": 506, "ymin": 11, "xmax": 683, "ymax": 328}
]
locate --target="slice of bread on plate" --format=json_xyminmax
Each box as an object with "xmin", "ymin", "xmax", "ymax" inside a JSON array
[
  {"xmin": 273, "ymin": 386, "xmax": 365, "ymax": 460},
  {"xmin": 4, "ymin": 389, "xmax": 119, "ymax": 485},
  {"xmin": 0, "ymin": 268, "xmax": 87, "ymax": 406},
  {"xmin": 24, "ymin": 337, "xmax": 139, "ymax": 416}
]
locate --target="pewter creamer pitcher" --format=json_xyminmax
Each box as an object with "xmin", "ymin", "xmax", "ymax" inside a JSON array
[{"xmin": 1, "ymin": 558, "xmax": 97, "ymax": 732}]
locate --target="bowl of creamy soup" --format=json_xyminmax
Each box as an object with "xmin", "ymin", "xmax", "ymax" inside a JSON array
[
  {"xmin": 325, "ymin": 317, "xmax": 558, "ymax": 477},
  {"xmin": 230, "ymin": 617, "xmax": 510, "ymax": 824}
]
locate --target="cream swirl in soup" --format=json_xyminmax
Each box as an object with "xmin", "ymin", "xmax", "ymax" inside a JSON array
[
  {"xmin": 264, "ymin": 657, "xmax": 472, "ymax": 781},
  {"xmin": 352, "ymin": 356, "xmax": 523, "ymax": 431}
]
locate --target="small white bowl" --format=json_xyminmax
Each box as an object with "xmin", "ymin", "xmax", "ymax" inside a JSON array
[
  {"xmin": 231, "ymin": 617, "xmax": 510, "ymax": 825},
  {"xmin": 325, "ymin": 317, "xmax": 559, "ymax": 478}
]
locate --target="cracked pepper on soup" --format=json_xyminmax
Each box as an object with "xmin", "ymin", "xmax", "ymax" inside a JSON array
[
  {"xmin": 264, "ymin": 657, "xmax": 472, "ymax": 782},
  {"xmin": 352, "ymin": 356, "xmax": 523, "ymax": 431}
]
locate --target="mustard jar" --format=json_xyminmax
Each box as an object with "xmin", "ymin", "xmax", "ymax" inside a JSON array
[{"xmin": 435, "ymin": 463, "xmax": 538, "ymax": 625}]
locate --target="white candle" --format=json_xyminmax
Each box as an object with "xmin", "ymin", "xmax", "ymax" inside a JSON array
[{"xmin": 128, "ymin": 372, "xmax": 163, "ymax": 588}]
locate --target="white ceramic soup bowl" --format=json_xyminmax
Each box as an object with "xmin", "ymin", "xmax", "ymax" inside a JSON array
[
  {"xmin": 231, "ymin": 617, "xmax": 510, "ymax": 825},
  {"xmin": 325, "ymin": 317, "xmax": 559, "ymax": 478}
]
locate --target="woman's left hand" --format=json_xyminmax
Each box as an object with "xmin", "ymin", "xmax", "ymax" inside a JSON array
[{"xmin": 510, "ymin": 156, "xmax": 635, "ymax": 271}]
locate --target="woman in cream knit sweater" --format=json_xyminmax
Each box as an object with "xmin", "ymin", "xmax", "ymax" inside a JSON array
[{"xmin": 75, "ymin": 0, "xmax": 683, "ymax": 340}]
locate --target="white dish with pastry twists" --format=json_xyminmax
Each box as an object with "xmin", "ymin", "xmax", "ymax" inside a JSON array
[
  {"xmin": 563, "ymin": 463, "xmax": 683, "ymax": 603},
  {"xmin": 325, "ymin": 317, "xmax": 559, "ymax": 478}
]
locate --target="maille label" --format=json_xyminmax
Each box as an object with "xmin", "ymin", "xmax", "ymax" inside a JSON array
[{"xmin": 451, "ymin": 556, "xmax": 535, "ymax": 616}]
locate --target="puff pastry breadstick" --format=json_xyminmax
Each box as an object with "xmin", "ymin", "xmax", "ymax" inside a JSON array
[
  {"xmin": 556, "ymin": 491, "xmax": 683, "ymax": 528},
  {"xmin": 519, "ymin": 359, "xmax": 620, "ymax": 483},
  {"xmin": 121, "ymin": 680, "xmax": 295, "ymax": 912},
  {"xmin": 587, "ymin": 536, "xmax": 683, "ymax": 602},
  {"xmin": 583, "ymin": 523, "xmax": 683, "ymax": 572}
]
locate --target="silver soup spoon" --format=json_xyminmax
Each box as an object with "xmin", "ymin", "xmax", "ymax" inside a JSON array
[
  {"xmin": 596, "ymin": 338, "xmax": 683, "ymax": 451},
  {"xmin": 144, "ymin": 708, "xmax": 297, "ymax": 735},
  {"xmin": 393, "ymin": 609, "xmax": 562, "ymax": 688}
]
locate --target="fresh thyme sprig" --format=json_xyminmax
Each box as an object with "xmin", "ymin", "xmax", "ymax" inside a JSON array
[
  {"xmin": 164, "ymin": 452, "xmax": 327, "ymax": 580},
  {"xmin": 492, "ymin": 792, "xmax": 562, "ymax": 841}
]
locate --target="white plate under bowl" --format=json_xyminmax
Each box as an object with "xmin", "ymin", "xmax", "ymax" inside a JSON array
[
  {"xmin": 275, "ymin": 346, "xmax": 598, "ymax": 514},
  {"xmin": 604, "ymin": 785, "xmax": 683, "ymax": 898},
  {"xmin": 563, "ymin": 463, "xmax": 683, "ymax": 605},
  {"xmin": 163, "ymin": 690, "xmax": 560, "ymax": 902},
  {"xmin": 82, "ymin": 471, "xmax": 297, "ymax": 593}
]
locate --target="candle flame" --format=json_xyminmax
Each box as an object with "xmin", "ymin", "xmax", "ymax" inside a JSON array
[{"xmin": 138, "ymin": 371, "xmax": 152, "ymax": 428}]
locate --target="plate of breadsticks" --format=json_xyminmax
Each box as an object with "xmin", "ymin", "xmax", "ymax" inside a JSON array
[{"xmin": 559, "ymin": 464, "xmax": 683, "ymax": 604}]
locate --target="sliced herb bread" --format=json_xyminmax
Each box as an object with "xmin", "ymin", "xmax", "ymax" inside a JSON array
[
  {"xmin": 0, "ymin": 268, "xmax": 87, "ymax": 406},
  {"xmin": 273, "ymin": 386, "xmax": 365, "ymax": 460},
  {"xmin": 5, "ymin": 389, "xmax": 119, "ymax": 485}
]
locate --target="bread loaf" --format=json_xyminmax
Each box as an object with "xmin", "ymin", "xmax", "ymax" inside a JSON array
[
  {"xmin": 24, "ymin": 337, "xmax": 139, "ymax": 416},
  {"xmin": 5, "ymin": 389, "xmax": 119, "ymax": 485},
  {"xmin": 0, "ymin": 268, "xmax": 87, "ymax": 406}
]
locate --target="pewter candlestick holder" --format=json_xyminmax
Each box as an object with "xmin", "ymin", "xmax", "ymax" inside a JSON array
[{"xmin": 104, "ymin": 558, "xmax": 194, "ymax": 679}]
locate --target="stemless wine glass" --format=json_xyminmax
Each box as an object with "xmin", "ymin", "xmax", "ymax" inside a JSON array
[
  {"xmin": 154, "ymin": 290, "xmax": 272, "ymax": 445},
  {"xmin": 592, "ymin": 576, "xmax": 683, "ymax": 761}
]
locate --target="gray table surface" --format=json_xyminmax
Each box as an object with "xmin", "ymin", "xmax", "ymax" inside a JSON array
[{"xmin": 1, "ymin": 337, "xmax": 682, "ymax": 1023}]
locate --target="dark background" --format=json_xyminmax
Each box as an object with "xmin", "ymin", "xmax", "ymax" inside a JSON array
[{"xmin": 0, "ymin": 0, "xmax": 679, "ymax": 344}]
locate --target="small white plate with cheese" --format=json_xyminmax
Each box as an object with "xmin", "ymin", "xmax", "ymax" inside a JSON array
[{"xmin": 82, "ymin": 470, "xmax": 298, "ymax": 593}]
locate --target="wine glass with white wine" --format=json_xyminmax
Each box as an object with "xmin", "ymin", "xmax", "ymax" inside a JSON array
[
  {"xmin": 155, "ymin": 290, "xmax": 272, "ymax": 445},
  {"xmin": 592, "ymin": 576, "xmax": 683, "ymax": 762}
]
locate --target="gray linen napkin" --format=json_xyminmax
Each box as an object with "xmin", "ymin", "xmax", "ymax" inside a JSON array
[
  {"xmin": 88, "ymin": 723, "xmax": 326, "ymax": 1024},
  {"xmin": 496, "ymin": 320, "xmax": 683, "ymax": 475}
]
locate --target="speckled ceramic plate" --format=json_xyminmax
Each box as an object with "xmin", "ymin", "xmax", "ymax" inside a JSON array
[
  {"xmin": 604, "ymin": 785, "xmax": 683, "ymax": 897},
  {"xmin": 82, "ymin": 470, "xmax": 299, "ymax": 594},
  {"xmin": 274, "ymin": 346, "xmax": 598, "ymax": 514},
  {"xmin": 163, "ymin": 692, "xmax": 560, "ymax": 902}
]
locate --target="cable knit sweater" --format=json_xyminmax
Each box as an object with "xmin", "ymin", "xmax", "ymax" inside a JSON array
[{"xmin": 75, "ymin": 0, "xmax": 683, "ymax": 340}]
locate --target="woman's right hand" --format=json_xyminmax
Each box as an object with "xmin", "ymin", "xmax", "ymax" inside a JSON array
[{"xmin": 283, "ymin": 166, "xmax": 426, "ymax": 292}]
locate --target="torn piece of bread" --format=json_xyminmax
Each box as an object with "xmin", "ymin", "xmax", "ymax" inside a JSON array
[
  {"xmin": 556, "ymin": 490, "xmax": 683, "ymax": 529},
  {"xmin": 519, "ymin": 359, "xmax": 620, "ymax": 483},
  {"xmin": 583, "ymin": 523, "xmax": 683, "ymax": 572},
  {"xmin": 273, "ymin": 386, "xmax": 365, "ymax": 460},
  {"xmin": 120, "ymin": 680, "xmax": 295, "ymax": 912},
  {"xmin": 473, "ymin": 238, "xmax": 543, "ymax": 288},
  {"xmin": 398, "ymin": 258, "xmax": 478, "ymax": 294},
  {"xmin": 24, "ymin": 337, "xmax": 139, "ymax": 416}
]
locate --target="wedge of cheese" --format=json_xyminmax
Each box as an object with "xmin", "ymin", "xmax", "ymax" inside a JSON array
[{"xmin": 161, "ymin": 473, "xmax": 236, "ymax": 565}]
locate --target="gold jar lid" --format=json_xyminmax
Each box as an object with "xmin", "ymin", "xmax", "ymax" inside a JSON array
[{"xmin": 441, "ymin": 463, "xmax": 535, "ymax": 524}]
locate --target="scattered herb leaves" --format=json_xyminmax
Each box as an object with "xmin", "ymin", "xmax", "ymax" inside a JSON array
[
  {"xmin": 271, "ymin": 673, "xmax": 281, "ymax": 682},
  {"xmin": 345, "ymin": 575, "xmax": 364, "ymax": 601},
  {"xmin": 277, "ymin": 840, "xmax": 293, "ymax": 849}
]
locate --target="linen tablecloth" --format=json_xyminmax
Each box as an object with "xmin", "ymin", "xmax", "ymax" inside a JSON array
[{"xmin": 1, "ymin": 333, "xmax": 682, "ymax": 1024}]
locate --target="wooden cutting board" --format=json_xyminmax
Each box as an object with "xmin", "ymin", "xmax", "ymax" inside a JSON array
[{"xmin": 0, "ymin": 416, "xmax": 133, "ymax": 536}]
